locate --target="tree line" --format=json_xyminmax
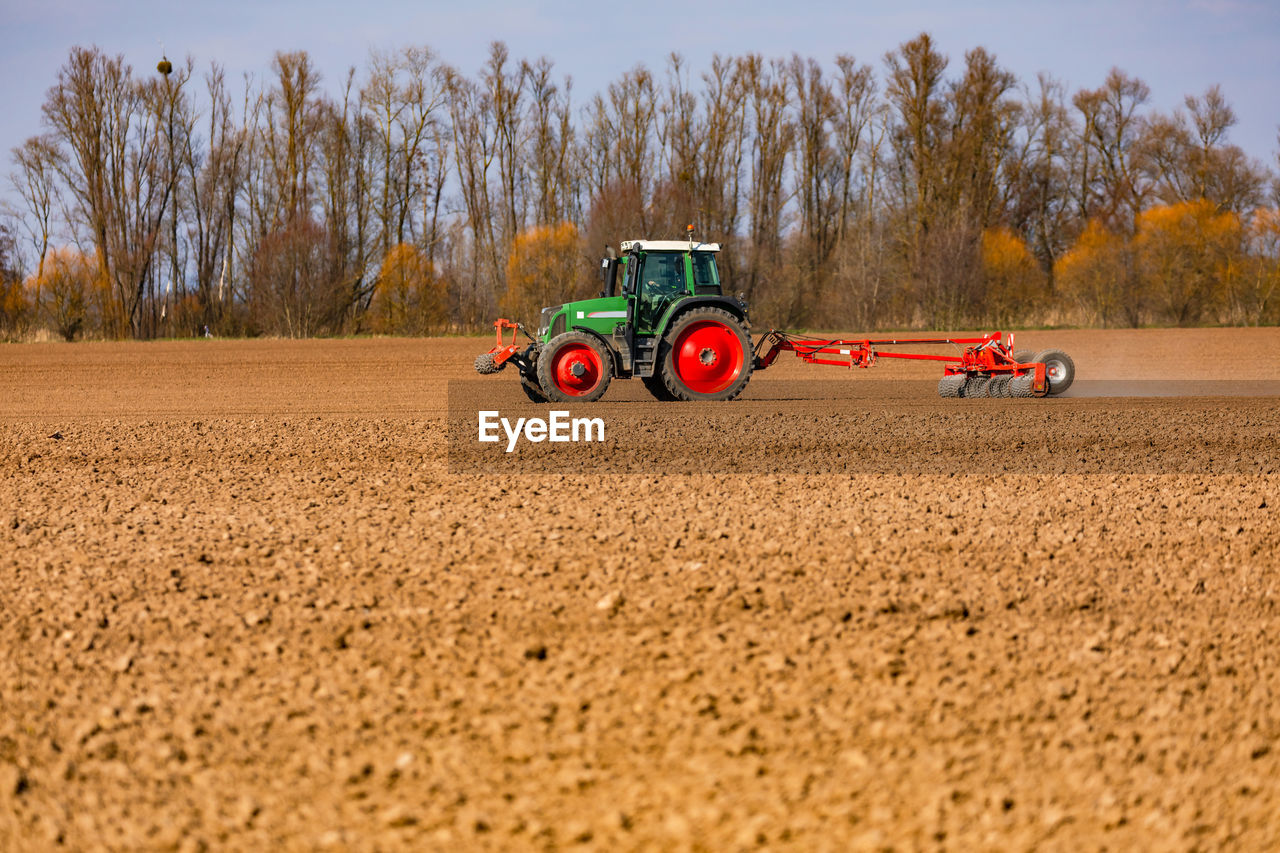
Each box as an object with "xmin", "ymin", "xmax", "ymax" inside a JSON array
[{"xmin": 2, "ymin": 34, "xmax": 1278, "ymax": 341}]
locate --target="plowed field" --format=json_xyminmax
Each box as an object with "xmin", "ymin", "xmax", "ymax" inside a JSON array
[{"xmin": 2, "ymin": 329, "xmax": 1278, "ymax": 850}]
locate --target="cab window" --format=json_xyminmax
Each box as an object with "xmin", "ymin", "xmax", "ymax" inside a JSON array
[
  {"xmin": 640, "ymin": 253, "xmax": 685, "ymax": 297},
  {"xmin": 691, "ymin": 252, "xmax": 720, "ymax": 293}
]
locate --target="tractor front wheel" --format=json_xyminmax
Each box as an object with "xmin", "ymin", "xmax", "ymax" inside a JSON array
[
  {"xmin": 518, "ymin": 351, "xmax": 550, "ymax": 403},
  {"xmin": 537, "ymin": 332, "xmax": 613, "ymax": 403},
  {"xmin": 658, "ymin": 308, "xmax": 753, "ymax": 402}
]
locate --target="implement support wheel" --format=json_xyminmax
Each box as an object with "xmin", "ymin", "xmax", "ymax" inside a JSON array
[{"xmin": 1033, "ymin": 349, "xmax": 1076, "ymax": 396}]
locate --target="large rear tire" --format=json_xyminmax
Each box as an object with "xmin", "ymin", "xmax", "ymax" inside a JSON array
[
  {"xmin": 658, "ymin": 308, "xmax": 753, "ymax": 401},
  {"xmin": 642, "ymin": 374, "xmax": 678, "ymax": 401},
  {"xmin": 537, "ymin": 332, "xmax": 613, "ymax": 403},
  {"xmin": 1032, "ymin": 349, "xmax": 1075, "ymax": 395}
]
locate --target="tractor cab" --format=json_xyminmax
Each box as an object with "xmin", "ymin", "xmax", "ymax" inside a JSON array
[{"xmin": 607, "ymin": 240, "xmax": 723, "ymax": 334}]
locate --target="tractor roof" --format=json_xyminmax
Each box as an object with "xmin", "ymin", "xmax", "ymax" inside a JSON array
[{"xmin": 620, "ymin": 240, "xmax": 720, "ymax": 253}]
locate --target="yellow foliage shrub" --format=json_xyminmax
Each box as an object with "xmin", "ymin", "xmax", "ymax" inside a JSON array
[
  {"xmin": 371, "ymin": 244, "xmax": 447, "ymax": 335},
  {"xmin": 501, "ymin": 222, "xmax": 583, "ymax": 324}
]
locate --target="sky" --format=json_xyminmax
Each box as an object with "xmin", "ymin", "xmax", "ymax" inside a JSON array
[{"xmin": 1, "ymin": 0, "xmax": 1278, "ymax": 211}]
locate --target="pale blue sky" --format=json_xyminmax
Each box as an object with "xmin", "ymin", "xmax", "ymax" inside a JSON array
[{"xmin": 2, "ymin": 0, "xmax": 1277, "ymax": 196}]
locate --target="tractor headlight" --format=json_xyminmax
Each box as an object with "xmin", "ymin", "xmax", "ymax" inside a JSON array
[{"xmin": 537, "ymin": 304, "xmax": 560, "ymax": 340}]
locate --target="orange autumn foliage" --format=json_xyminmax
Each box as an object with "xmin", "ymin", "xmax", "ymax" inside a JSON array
[
  {"xmin": 980, "ymin": 227, "xmax": 1041, "ymax": 324},
  {"xmin": 501, "ymin": 222, "xmax": 584, "ymax": 325},
  {"xmin": 371, "ymin": 244, "xmax": 447, "ymax": 334},
  {"xmin": 1135, "ymin": 200, "xmax": 1241, "ymax": 326},
  {"xmin": 1056, "ymin": 219, "xmax": 1136, "ymax": 326}
]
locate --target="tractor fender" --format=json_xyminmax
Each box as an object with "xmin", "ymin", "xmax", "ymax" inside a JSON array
[
  {"xmin": 568, "ymin": 325, "xmax": 624, "ymax": 376},
  {"xmin": 655, "ymin": 296, "xmax": 749, "ymax": 338}
]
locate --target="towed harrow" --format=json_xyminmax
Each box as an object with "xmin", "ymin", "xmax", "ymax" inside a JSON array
[{"xmin": 752, "ymin": 330, "xmax": 1075, "ymax": 398}]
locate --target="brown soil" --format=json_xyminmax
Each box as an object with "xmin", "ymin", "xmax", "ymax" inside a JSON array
[{"xmin": 1, "ymin": 329, "xmax": 1278, "ymax": 850}]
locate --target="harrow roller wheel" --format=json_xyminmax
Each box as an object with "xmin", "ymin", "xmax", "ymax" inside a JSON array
[
  {"xmin": 1009, "ymin": 374, "xmax": 1035, "ymax": 398},
  {"xmin": 989, "ymin": 375, "xmax": 1012, "ymax": 398},
  {"xmin": 537, "ymin": 332, "xmax": 613, "ymax": 403},
  {"xmin": 1013, "ymin": 349, "xmax": 1035, "ymax": 365},
  {"xmin": 938, "ymin": 376, "xmax": 965, "ymax": 398},
  {"xmin": 1032, "ymin": 349, "xmax": 1076, "ymax": 395},
  {"xmin": 474, "ymin": 353, "xmax": 503, "ymax": 375},
  {"xmin": 659, "ymin": 307, "xmax": 753, "ymax": 401},
  {"xmin": 964, "ymin": 376, "xmax": 993, "ymax": 398}
]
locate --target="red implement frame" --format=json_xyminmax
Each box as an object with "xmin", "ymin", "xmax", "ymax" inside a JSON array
[
  {"xmin": 753, "ymin": 330, "xmax": 1048, "ymax": 395},
  {"xmin": 484, "ymin": 318, "xmax": 524, "ymax": 368}
]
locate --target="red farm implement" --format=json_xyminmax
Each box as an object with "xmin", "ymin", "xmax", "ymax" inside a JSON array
[{"xmin": 751, "ymin": 330, "xmax": 1075, "ymax": 398}]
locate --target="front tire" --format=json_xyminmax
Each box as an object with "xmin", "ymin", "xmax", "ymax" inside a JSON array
[
  {"xmin": 518, "ymin": 351, "xmax": 550, "ymax": 403},
  {"xmin": 520, "ymin": 371, "xmax": 550, "ymax": 403},
  {"xmin": 658, "ymin": 308, "xmax": 753, "ymax": 401},
  {"xmin": 537, "ymin": 332, "xmax": 613, "ymax": 403}
]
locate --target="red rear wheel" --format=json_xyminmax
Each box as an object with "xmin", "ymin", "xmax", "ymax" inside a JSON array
[
  {"xmin": 672, "ymin": 320, "xmax": 745, "ymax": 393},
  {"xmin": 658, "ymin": 307, "xmax": 753, "ymax": 401}
]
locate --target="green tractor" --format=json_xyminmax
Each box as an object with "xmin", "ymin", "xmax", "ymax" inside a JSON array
[{"xmin": 475, "ymin": 237, "xmax": 753, "ymax": 402}]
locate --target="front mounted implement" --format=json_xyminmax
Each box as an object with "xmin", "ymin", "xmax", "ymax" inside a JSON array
[{"xmin": 474, "ymin": 319, "xmax": 533, "ymax": 375}]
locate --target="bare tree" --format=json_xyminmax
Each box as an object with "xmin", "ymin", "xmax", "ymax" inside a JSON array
[
  {"xmin": 832, "ymin": 55, "xmax": 877, "ymax": 244},
  {"xmin": 9, "ymin": 135, "xmax": 60, "ymax": 284},
  {"xmin": 884, "ymin": 33, "xmax": 949, "ymax": 245},
  {"xmin": 42, "ymin": 47, "xmax": 187, "ymax": 337},
  {"xmin": 1004, "ymin": 74, "xmax": 1075, "ymax": 290},
  {"xmin": 1139, "ymin": 85, "xmax": 1264, "ymax": 214},
  {"xmin": 184, "ymin": 63, "xmax": 247, "ymax": 330},
  {"xmin": 1072, "ymin": 68, "xmax": 1151, "ymax": 231},
  {"xmin": 525, "ymin": 57, "xmax": 575, "ymax": 227},
  {"xmin": 943, "ymin": 47, "xmax": 1018, "ymax": 228},
  {"xmin": 741, "ymin": 54, "xmax": 792, "ymax": 307},
  {"xmin": 444, "ymin": 65, "xmax": 499, "ymax": 325}
]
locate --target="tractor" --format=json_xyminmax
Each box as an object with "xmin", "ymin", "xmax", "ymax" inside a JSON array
[
  {"xmin": 475, "ymin": 236, "xmax": 754, "ymax": 402},
  {"xmin": 475, "ymin": 236, "xmax": 1076, "ymax": 400}
]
